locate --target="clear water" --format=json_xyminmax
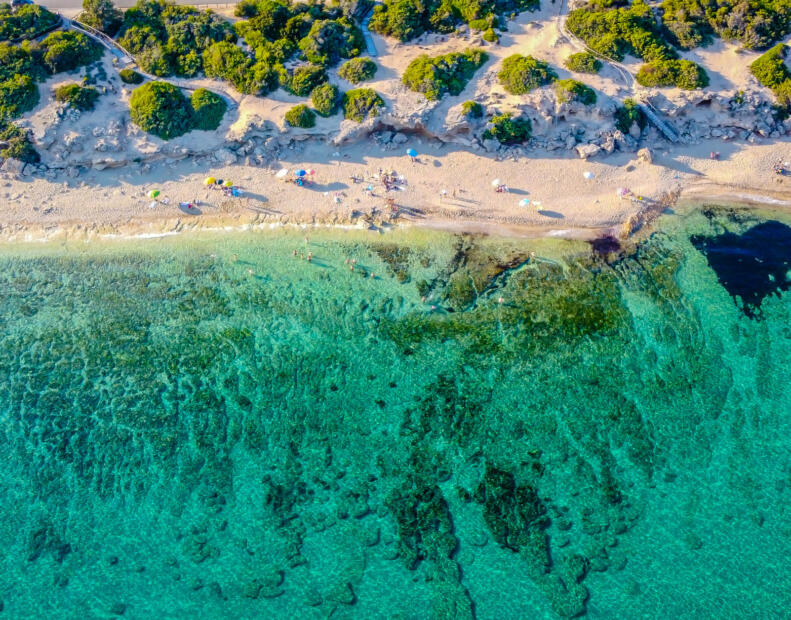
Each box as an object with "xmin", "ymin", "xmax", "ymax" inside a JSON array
[{"xmin": 0, "ymin": 206, "xmax": 790, "ymax": 619}]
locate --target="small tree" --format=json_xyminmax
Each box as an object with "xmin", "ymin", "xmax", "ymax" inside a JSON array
[
  {"xmin": 564, "ymin": 52, "xmax": 602, "ymax": 74},
  {"xmin": 55, "ymin": 83, "xmax": 100, "ymax": 111},
  {"xmin": 338, "ymin": 57, "xmax": 377, "ymax": 84},
  {"xmin": 285, "ymin": 103, "xmax": 316, "ymax": 128},
  {"xmin": 483, "ymin": 113, "xmax": 531, "ymax": 144},
  {"xmin": 311, "ymin": 82, "xmax": 339, "ymax": 117},
  {"xmin": 129, "ymin": 81, "xmax": 194, "ymax": 140},
  {"xmin": 79, "ymin": 0, "xmax": 123, "ymax": 37},
  {"xmin": 342, "ymin": 88, "xmax": 384, "ymax": 122},
  {"xmin": 461, "ymin": 100, "xmax": 483, "ymax": 118},
  {"xmin": 191, "ymin": 88, "xmax": 226, "ymax": 130},
  {"xmin": 498, "ymin": 54, "xmax": 557, "ymax": 94}
]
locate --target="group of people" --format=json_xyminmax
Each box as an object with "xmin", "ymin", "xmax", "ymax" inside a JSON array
[
  {"xmin": 494, "ymin": 184, "xmax": 509, "ymax": 193},
  {"xmin": 208, "ymin": 178, "xmax": 243, "ymax": 197}
]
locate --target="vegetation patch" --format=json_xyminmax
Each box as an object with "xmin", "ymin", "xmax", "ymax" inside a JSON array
[
  {"xmin": 342, "ymin": 87, "xmax": 384, "ymax": 122},
  {"xmin": 369, "ymin": 0, "xmax": 539, "ymax": 42},
  {"xmin": 284, "ymin": 103, "xmax": 316, "ymax": 128},
  {"xmin": 461, "ymin": 99, "xmax": 483, "ymax": 118},
  {"xmin": 564, "ymin": 52, "xmax": 601, "ymax": 74},
  {"xmin": 0, "ymin": 121, "xmax": 38, "ymax": 162},
  {"xmin": 402, "ymin": 49, "xmax": 487, "ymax": 100},
  {"xmin": 338, "ymin": 56, "xmax": 377, "ymax": 83},
  {"xmin": 498, "ymin": 54, "xmax": 557, "ymax": 94},
  {"xmin": 298, "ymin": 17, "xmax": 363, "ymax": 66},
  {"xmin": 0, "ymin": 4, "xmax": 60, "ymax": 42},
  {"xmin": 635, "ymin": 58, "xmax": 709, "ymax": 89},
  {"xmin": 79, "ymin": 0, "xmax": 123, "ymax": 37},
  {"xmin": 483, "ymin": 112, "xmax": 531, "ymax": 144},
  {"xmin": 54, "ymin": 83, "xmax": 100, "ymax": 111},
  {"xmin": 614, "ymin": 97, "xmax": 646, "ymax": 133},
  {"xmin": 554, "ymin": 78, "xmax": 597, "ymax": 104},
  {"xmin": 129, "ymin": 80, "xmax": 194, "ymax": 139},
  {"xmin": 310, "ymin": 81, "xmax": 339, "ymax": 116},
  {"xmin": 119, "ymin": 68, "xmax": 144, "ymax": 84},
  {"xmin": 118, "ymin": 0, "xmax": 236, "ymax": 77},
  {"xmin": 279, "ymin": 63, "xmax": 327, "ymax": 96},
  {"xmin": 191, "ymin": 88, "xmax": 227, "ymax": 130},
  {"xmin": 202, "ymin": 41, "xmax": 278, "ymax": 95},
  {"xmin": 0, "ymin": 74, "xmax": 38, "ymax": 121},
  {"xmin": 750, "ymin": 44, "xmax": 791, "ymax": 107},
  {"xmin": 39, "ymin": 31, "xmax": 102, "ymax": 74}
]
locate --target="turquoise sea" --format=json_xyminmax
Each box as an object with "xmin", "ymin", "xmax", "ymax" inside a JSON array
[{"xmin": 0, "ymin": 204, "xmax": 790, "ymax": 619}]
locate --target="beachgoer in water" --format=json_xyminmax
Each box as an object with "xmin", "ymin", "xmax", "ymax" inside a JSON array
[{"xmin": 293, "ymin": 249, "xmax": 298, "ymax": 256}]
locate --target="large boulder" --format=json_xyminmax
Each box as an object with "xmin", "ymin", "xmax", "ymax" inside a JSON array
[
  {"xmin": 1, "ymin": 158, "xmax": 25, "ymax": 174},
  {"xmin": 575, "ymin": 143, "xmax": 601, "ymax": 159}
]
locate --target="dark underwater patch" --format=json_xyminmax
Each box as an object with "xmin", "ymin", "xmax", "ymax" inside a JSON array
[{"xmin": 691, "ymin": 220, "xmax": 791, "ymax": 319}]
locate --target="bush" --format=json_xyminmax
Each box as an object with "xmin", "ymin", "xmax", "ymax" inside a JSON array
[
  {"xmin": 554, "ymin": 78, "xmax": 597, "ymax": 104},
  {"xmin": 614, "ymin": 97, "xmax": 646, "ymax": 133},
  {"xmin": 39, "ymin": 31, "xmax": 102, "ymax": 74},
  {"xmin": 280, "ymin": 63, "xmax": 327, "ymax": 96},
  {"xmin": 203, "ymin": 41, "xmax": 278, "ymax": 95},
  {"xmin": 298, "ymin": 17, "xmax": 363, "ymax": 66},
  {"xmin": 0, "ymin": 74, "xmax": 39, "ymax": 121},
  {"xmin": 566, "ymin": 0, "xmax": 675, "ymax": 62},
  {"xmin": 191, "ymin": 88, "xmax": 226, "ymax": 130},
  {"xmin": 461, "ymin": 99, "xmax": 483, "ymax": 118},
  {"xmin": 285, "ymin": 103, "xmax": 316, "ymax": 128},
  {"xmin": 119, "ymin": 68, "xmax": 144, "ymax": 84},
  {"xmin": 564, "ymin": 52, "xmax": 601, "ymax": 74},
  {"xmin": 79, "ymin": 0, "xmax": 123, "ymax": 37},
  {"xmin": 338, "ymin": 56, "xmax": 377, "ymax": 83},
  {"xmin": 482, "ymin": 27, "xmax": 499, "ymax": 42},
  {"xmin": 342, "ymin": 87, "xmax": 384, "ymax": 121},
  {"xmin": 750, "ymin": 43, "xmax": 790, "ymax": 89},
  {"xmin": 483, "ymin": 112, "xmax": 531, "ymax": 144},
  {"xmin": 498, "ymin": 54, "xmax": 557, "ymax": 94},
  {"xmin": 311, "ymin": 81, "xmax": 339, "ymax": 116},
  {"xmin": 636, "ymin": 58, "xmax": 709, "ymax": 89},
  {"xmin": 55, "ymin": 83, "xmax": 100, "ymax": 110},
  {"xmin": 402, "ymin": 49, "xmax": 488, "ymax": 100},
  {"xmin": 129, "ymin": 81, "xmax": 194, "ymax": 139},
  {"xmin": 0, "ymin": 122, "xmax": 38, "ymax": 162},
  {"xmin": 0, "ymin": 41, "xmax": 46, "ymax": 82},
  {"xmin": 0, "ymin": 4, "xmax": 60, "ymax": 42}
]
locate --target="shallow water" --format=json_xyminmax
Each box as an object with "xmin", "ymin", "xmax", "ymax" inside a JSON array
[{"xmin": 0, "ymin": 208, "xmax": 789, "ymax": 619}]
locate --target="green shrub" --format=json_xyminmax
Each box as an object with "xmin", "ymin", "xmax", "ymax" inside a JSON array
[
  {"xmin": 0, "ymin": 4, "xmax": 60, "ymax": 42},
  {"xmin": 483, "ymin": 112, "xmax": 531, "ymax": 144},
  {"xmin": 461, "ymin": 99, "xmax": 483, "ymax": 118},
  {"xmin": 482, "ymin": 27, "xmax": 499, "ymax": 42},
  {"xmin": 614, "ymin": 98, "xmax": 646, "ymax": 133},
  {"xmin": 129, "ymin": 80, "xmax": 194, "ymax": 139},
  {"xmin": 79, "ymin": 0, "xmax": 123, "ymax": 37},
  {"xmin": 0, "ymin": 41, "xmax": 46, "ymax": 82},
  {"xmin": 54, "ymin": 83, "xmax": 100, "ymax": 111},
  {"xmin": 298, "ymin": 17, "xmax": 363, "ymax": 66},
  {"xmin": 39, "ymin": 31, "xmax": 102, "ymax": 74},
  {"xmin": 554, "ymin": 79, "xmax": 597, "ymax": 104},
  {"xmin": 342, "ymin": 87, "xmax": 384, "ymax": 121},
  {"xmin": 311, "ymin": 81, "xmax": 339, "ymax": 116},
  {"xmin": 0, "ymin": 74, "xmax": 39, "ymax": 121},
  {"xmin": 636, "ymin": 58, "xmax": 709, "ymax": 89},
  {"xmin": 280, "ymin": 63, "xmax": 327, "ymax": 96},
  {"xmin": 566, "ymin": 0, "xmax": 675, "ymax": 62},
  {"xmin": 750, "ymin": 43, "xmax": 790, "ymax": 89},
  {"xmin": 660, "ymin": 0, "xmax": 791, "ymax": 50},
  {"xmin": 203, "ymin": 41, "xmax": 278, "ymax": 94},
  {"xmin": 338, "ymin": 56, "xmax": 377, "ymax": 83},
  {"xmin": 0, "ymin": 122, "xmax": 38, "ymax": 162},
  {"xmin": 119, "ymin": 68, "xmax": 144, "ymax": 84},
  {"xmin": 118, "ymin": 0, "xmax": 236, "ymax": 78},
  {"xmin": 191, "ymin": 88, "xmax": 226, "ymax": 130},
  {"xmin": 498, "ymin": 54, "xmax": 557, "ymax": 94},
  {"xmin": 369, "ymin": 0, "xmax": 538, "ymax": 42},
  {"xmin": 564, "ymin": 52, "xmax": 601, "ymax": 74},
  {"xmin": 285, "ymin": 103, "xmax": 316, "ymax": 128},
  {"xmin": 402, "ymin": 49, "xmax": 488, "ymax": 100}
]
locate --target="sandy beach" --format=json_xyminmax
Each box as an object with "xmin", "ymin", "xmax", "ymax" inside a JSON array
[{"xmin": 1, "ymin": 135, "xmax": 790, "ymax": 243}]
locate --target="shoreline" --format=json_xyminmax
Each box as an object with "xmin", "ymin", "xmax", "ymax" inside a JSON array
[{"xmin": 0, "ymin": 177, "xmax": 789, "ymax": 247}]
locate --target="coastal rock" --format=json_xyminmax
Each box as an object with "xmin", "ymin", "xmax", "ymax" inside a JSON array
[
  {"xmin": 628, "ymin": 122, "xmax": 642, "ymax": 140},
  {"xmin": 575, "ymin": 143, "xmax": 601, "ymax": 159},
  {"xmin": 1, "ymin": 158, "xmax": 25, "ymax": 174},
  {"xmin": 392, "ymin": 132, "xmax": 408, "ymax": 144},
  {"xmin": 565, "ymin": 135, "xmax": 577, "ymax": 150},
  {"xmin": 482, "ymin": 138, "xmax": 500, "ymax": 152},
  {"xmin": 637, "ymin": 148, "xmax": 652, "ymax": 164},
  {"xmin": 214, "ymin": 148, "xmax": 237, "ymax": 164}
]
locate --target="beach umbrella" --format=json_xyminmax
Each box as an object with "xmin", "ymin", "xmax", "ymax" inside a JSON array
[
  {"xmin": 491, "ymin": 179, "xmax": 501, "ymax": 187},
  {"xmin": 275, "ymin": 168, "xmax": 289, "ymax": 179},
  {"xmin": 308, "ymin": 169, "xmax": 316, "ymax": 176},
  {"xmin": 147, "ymin": 189, "xmax": 160, "ymax": 198},
  {"xmin": 224, "ymin": 180, "xmax": 233, "ymax": 187},
  {"xmin": 295, "ymin": 169, "xmax": 307, "ymax": 177},
  {"xmin": 583, "ymin": 171, "xmax": 594, "ymax": 180},
  {"xmin": 204, "ymin": 176, "xmax": 215, "ymax": 185},
  {"xmin": 406, "ymin": 148, "xmax": 418, "ymax": 158},
  {"xmin": 534, "ymin": 201, "xmax": 543, "ymax": 209},
  {"xmin": 616, "ymin": 187, "xmax": 629, "ymax": 198},
  {"xmin": 519, "ymin": 198, "xmax": 530, "ymax": 207}
]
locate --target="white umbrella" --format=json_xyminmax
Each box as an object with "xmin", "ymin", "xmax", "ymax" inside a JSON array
[
  {"xmin": 491, "ymin": 179, "xmax": 501, "ymax": 187},
  {"xmin": 519, "ymin": 198, "xmax": 530, "ymax": 207},
  {"xmin": 583, "ymin": 171, "xmax": 594, "ymax": 180},
  {"xmin": 275, "ymin": 168, "xmax": 289, "ymax": 179}
]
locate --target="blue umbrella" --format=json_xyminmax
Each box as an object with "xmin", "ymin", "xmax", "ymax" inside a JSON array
[
  {"xmin": 406, "ymin": 148, "xmax": 418, "ymax": 158},
  {"xmin": 295, "ymin": 169, "xmax": 307, "ymax": 177}
]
